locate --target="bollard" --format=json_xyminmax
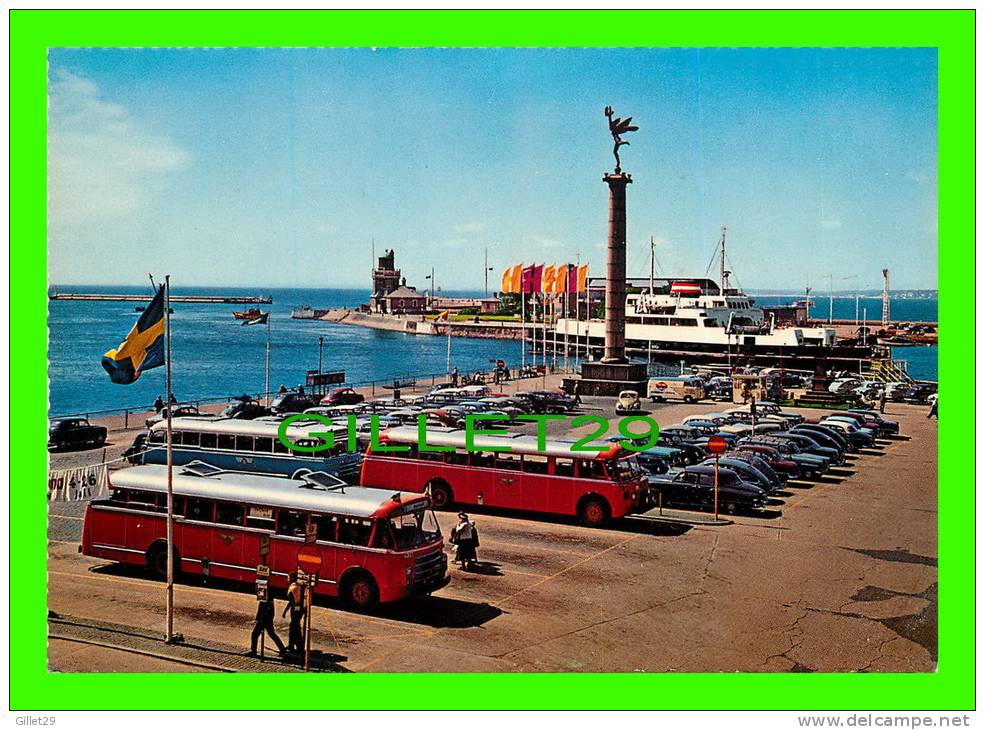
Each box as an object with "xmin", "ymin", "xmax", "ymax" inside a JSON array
[{"xmin": 124, "ymin": 409, "xmax": 129, "ymax": 429}]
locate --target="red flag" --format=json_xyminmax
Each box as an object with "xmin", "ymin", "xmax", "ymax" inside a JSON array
[
  {"xmin": 530, "ymin": 264, "xmax": 544, "ymax": 294},
  {"xmin": 521, "ymin": 264, "xmax": 535, "ymax": 294},
  {"xmin": 567, "ymin": 264, "xmax": 578, "ymax": 293}
]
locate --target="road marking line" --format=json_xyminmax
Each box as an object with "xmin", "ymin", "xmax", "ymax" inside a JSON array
[{"xmin": 48, "ymin": 514, "xmax": 84, "ymax": 521}]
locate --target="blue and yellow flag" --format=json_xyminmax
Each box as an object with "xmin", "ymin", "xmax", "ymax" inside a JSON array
[{"xmin": 101, "ymin": 285, "xmax": 166, "ymax": 384}]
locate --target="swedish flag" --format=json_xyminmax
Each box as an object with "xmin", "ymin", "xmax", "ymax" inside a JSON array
[{"xmin": 101, "ymin": 285, "xmax": 167, "ymax": 384}]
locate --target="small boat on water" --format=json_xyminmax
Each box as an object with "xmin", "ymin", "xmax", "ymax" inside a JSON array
[{"xmin": 233, "ymin": 307, "xmax": 263, "ymax": 320}]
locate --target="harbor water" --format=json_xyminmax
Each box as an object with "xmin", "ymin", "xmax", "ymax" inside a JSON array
[{"xmin": 48, "ymin": 286, "xmax": 937, "ymax": 416}]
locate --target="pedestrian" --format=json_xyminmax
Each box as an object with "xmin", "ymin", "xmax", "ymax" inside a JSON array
[
  {"xmin": 247, "ymin": 589, "xmax": 286, "ymax": 657},
  {"xmin": 168, "ymin": 393, "xmax": 177, "ymax": 405},
  {"xmin": 282, "ymin": 572, "xmax": 305, "ymax": 655},
  {"xmin": 572, "ymin": 380, "xmax": 582, "ymax": 405},
  {"xmin": 278, "ymin": 384, "xmax": 288, "ymax": 394},
  {"xmin": 452, "ymin": 367, "xmax": 459, "ymax": 387},
  {"xmin": 927, "ymin": 396, "xmax": 938, "ymax": 419},
  {"xmin": 878, "ymin": 390, "xmax": 887, "ymax": 414},
  {"xmin": 450, "ymin": 512, "xmax": 479, "ymax": 571},
  {"xmin": 153, "ymin": 395, "xmax": 165, "ymax": 412}
]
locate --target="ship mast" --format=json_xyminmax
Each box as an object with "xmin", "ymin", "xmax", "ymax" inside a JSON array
[
  {"xmin": 649, "ymin": 236, "xmax": 655, "ymax": 295},
  {"xmin": 881, "ymin": 268, "xmax": 891, "ymax": 327},
  {"xmin": 719, "ymin": 225, "xmax": 729, "ymax": 294}
]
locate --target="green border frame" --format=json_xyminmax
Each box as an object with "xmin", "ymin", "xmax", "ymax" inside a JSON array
[{"xmin": 12, "ymin": 9, "xmax": 973, "ymax": 710}]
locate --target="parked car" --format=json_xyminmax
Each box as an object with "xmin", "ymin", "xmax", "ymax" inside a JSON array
[
  {"xmin": 818, "ymin": 418, "xmax": 876, "ymax": 448},
  {"xmin": 791, "ymin": 423, "xmax": 850, "ymax": 452},
  {"xmin": 269, "ymin": 392, "xmax": 320, "ymax": 415},
  {"xmin": 903, "ymin": 384, "xmax": 937, "ymax": 405},
  {"xmin": 647, "ymin": 465, "xmax": 769, "ymax": 514},
  {"xmin": 615, "ymin": 390, "xmax": 642, "ymax": 414},
  {"xmin": 219, "ymin": 397, "xmax": 268, "ymax": 420},
  {"xmin": 320, "ymin": 387, "xmax": 366, "ymax": 407},
  {"xmin": 145, "ymin": 404, "xmax": 208, "ymax": 429},
  {"xmin": 847, "ymin": 409, "xmax": 900, "ymax": 436},
  {"xmin": 700, "ymin": 456, "xmax": 778, "ymax": 494},
  {"xmin": 48, "ymin": 417, "xmax": 107, "ymax": 451}
]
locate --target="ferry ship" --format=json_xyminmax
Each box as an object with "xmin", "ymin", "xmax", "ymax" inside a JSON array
[{"xmin": 551, "ymin": 278, "xmax": 883, "ymax": 371}]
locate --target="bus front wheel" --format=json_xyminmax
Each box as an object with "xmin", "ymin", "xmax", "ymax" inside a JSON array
[
  {"xmin": 342, "ymin": 573, "xmax": 379, "ymax": 610},
  {"xmin": 683, "ymin": 395, "xmax": 695, "ymax": 404},
  {"xmin": 577, "ymin": 496, "xmax": 611, "ymax": 528},
  {"xmin": 425, "ymin": 480, "xmax": 453, "ymax": 510}
]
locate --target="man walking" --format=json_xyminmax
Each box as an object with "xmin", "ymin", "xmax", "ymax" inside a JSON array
[
  {"xmin": 878, "ymin": 390, "xmax": 887, "ymax": 414},
  {"xmin": 247, "ymin": 589, "xmax": 286, "ymax": 658}
]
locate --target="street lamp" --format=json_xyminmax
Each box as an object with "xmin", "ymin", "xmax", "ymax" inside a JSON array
[{"xmin": 318, "ymin": 336, "xmax": 324, "ymax": 374}]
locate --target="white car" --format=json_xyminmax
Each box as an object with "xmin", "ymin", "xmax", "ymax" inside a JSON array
[{"xmin": 615, "ymin": 390, "xmax": 642, "ymax": 414}]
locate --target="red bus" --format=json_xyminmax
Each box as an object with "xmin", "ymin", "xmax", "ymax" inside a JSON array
[
  {"xmin": 80, "ymin": 462, "xmax": 449, "ymax": 609},
  {"xmin": 361, "ymin": 427, "xmax": 648, "ymax": 527}
]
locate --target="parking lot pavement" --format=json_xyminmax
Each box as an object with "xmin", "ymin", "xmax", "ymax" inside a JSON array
[{"xmin": 47, "ymin": 399, "xmax": 936, "ymax": 673}]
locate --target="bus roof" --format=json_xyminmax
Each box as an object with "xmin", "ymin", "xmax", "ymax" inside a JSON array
[
  {"xmin": 378, "ymin": 426, "xmax": 624, "ymax": 460},
  {"xmin": 150, "ymin": 416, "xmax": 347, "ymax": 441},
  {"xmin": 109, "ymin": 464, "xmax": 427, "ymax": 518}
]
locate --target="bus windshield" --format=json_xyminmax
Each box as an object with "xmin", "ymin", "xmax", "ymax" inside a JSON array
[
  {"xmin": 608, "ymin": 456, "xmax": 643, "ymax": 482},
  {"xmin": 386, "ymin": 506, "xmax": 442, "ymax": 550}
]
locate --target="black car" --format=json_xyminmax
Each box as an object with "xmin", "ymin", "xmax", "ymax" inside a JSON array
[
  {"xmin": 701, "ymin": 455, "xmax": 780, "ymax": 494},
  {"xmin": 269, "ymin": 392, "xmax": 320, "ymax": 415},
  {"xmin": 146, "ymin": 404, "xmax": 208, "ymax": 429},
  {"xmin": 647, "ymin": 465, "xmax": 769, "ymax": 514},
  {"xmin": 49, "ymin": 418, "xmax": 107, "ymax": 451},
  {"xmin": 219, "ymin": 397, "xmax": 269, "ymax": 420},
  {"xmin": 847, "ymin": 409, "xmax": 900, "ymax": 436},
  {"xmin": 516, "ymin": 391, "xmax": 574, "ymax": 414},
  {"xmin": 903, "ymin": 384, "xmax": 936, "ymax": 405},
  {"xmin": 771, "ymin": 431, "xmax": 844, "ymax": 465},
  {"xmin": 791, "ymin": 424, "xmax": 850, "ymax": 453}
]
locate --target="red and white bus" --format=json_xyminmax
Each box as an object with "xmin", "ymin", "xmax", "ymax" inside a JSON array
[
  {"xmin": 81, "ymin": 462, "xmax": 449, "ymax": 609},
  {"xmin": 360, "ymin": 427, "xmax": 648, "ymax": 527}
]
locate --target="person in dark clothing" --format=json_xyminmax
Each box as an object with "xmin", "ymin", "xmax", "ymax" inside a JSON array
[
  {"xmin": 282, "ymin": 572, "xmax": 305, "ymax": 654},
  {"xmin": 572, "ymin": 380, "xmax": 582, "ymax": 405},
  {"xmin": 153, "ymin": 395, "xmax": 165, "ymax": 412},
  {"xmin": 278, "ymin": 385, "xmax": 288, "ymax": 394},
  {"xmin": 247, "ymin": 591, "xmax": 286, "ymax": 657},
  {"xmin": 878, "ymin": 391, "xmax": 887, "ymax": 414},
  {"xmin": 450, "ymin": 513, "xmax": 478, "ymax": 571}
]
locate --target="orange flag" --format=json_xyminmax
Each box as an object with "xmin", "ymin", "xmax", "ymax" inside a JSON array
[
  {"xmin": 510, "ymin": 264, "xmax": 522, "ymax": 293},
  {"xmin": 542, "ymin": 265, "xmax": 556, "ymax": 294},
  {"xmin": 577, "ymin": 264, "xmax": 589, "ymax": 293},
  {"xmin": 553, "ymin": 264, "xmax": 568, "ymax": 293}
]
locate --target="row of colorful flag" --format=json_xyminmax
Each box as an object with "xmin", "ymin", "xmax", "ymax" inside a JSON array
[{"xmin": 501, "ymin": 264, "xmax": 589, "ymax": 295}]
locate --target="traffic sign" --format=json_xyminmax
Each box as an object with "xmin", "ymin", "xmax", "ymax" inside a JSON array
[
  {"xmin": 256, "ymin": 564, "xmax": 271, "ymax": 578},
  {"xmin": 707, "ymin": 435, "xmax": 728, "ymax": 454},
  {"xmin": 297, "ymin": 545, "xmax": 323, "ymax": 575},
  {"xmin": 258, "ymin": 534, "xmax": 270, "ymax": 557}
]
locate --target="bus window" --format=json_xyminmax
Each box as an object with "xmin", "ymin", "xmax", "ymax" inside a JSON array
[
  {"xmin": 607, "ymin": 458, "xmax": 643, "ymax": 482},
  {"xmin": 215, "ymin": 502, "xmax": 244, "ymax": 526},
  {"xmin": 149, "ymin": 431, "xmax": 165, "ymax": 445},
  {"xmin": 339, "ymin": 518, "xmax": 373, "ymax": 547},
  {"xmin": 496, "ymin": 452, "xmax": 522, "ymax": 471},
  {"xmin": 386, "ymin": 507, "xmax": 440, "ymax": 549},
  {"xmin": 315, "ymin": 514, "xmax": 338, "ymax": 542},
  {"xmin": 182, "ymin": 432, "xmax": 200, "ymax": 447},
  {"xmin": 273, "ymin": 438, "xmax": 290, "ymax": 455},
  {"xmin": 200, "ymin": 433, "xmax": 217, "ymax": 449},
  {"xmin": 254, "ymin": 437, "xmax": 273, "ymax": 453},
  {"xmin": 186, "ymin": 498, "xmax": 215, "ymax": 522},
  {"xmin": 471, "ymin": 452, "xmax": 495, "ymax": 468},
  {"xmin": 418, "ymin": 447, "xmax": 444, "ymax": 462},
  {"xmin": 235, "ymin": 435, "xmax": 254, "ymax": 452},
  {"xmin": 245, "ymin": 505, "xmax": 275, "ymax": 530},
  {"xmin": 127, "ymin": 491, "xmax": 158, "ymax": 511},
  {"xmin": 578, "ymin": 459, "xmax": 607, "ymax": 480},
  {"xmin": 447, "ymin": 449, "xmax": 469, "ymax": 466},
  {"xmin": 554, "ymin": 457, "xmax": 574, "ymax": 477},
  {"xmin": 276, "ymin": 510, "xmax": 306, "ymax": 537},
  {"xmin": 217, "ymin": 434, "xmax": 235, "ymax": 451},
  {"xmin": 522, "ymin": 454, "xmax": 549, "ymax": 474}
]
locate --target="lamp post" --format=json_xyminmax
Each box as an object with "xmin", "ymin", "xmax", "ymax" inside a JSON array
[{"xmin": 318, "ymin": 336, "xmax": 324, "ymax": 374}]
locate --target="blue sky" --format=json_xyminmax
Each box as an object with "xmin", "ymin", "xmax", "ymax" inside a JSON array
[{"xmin": 47, "ymin": 47, "xmax": 937, "ymax": 291}]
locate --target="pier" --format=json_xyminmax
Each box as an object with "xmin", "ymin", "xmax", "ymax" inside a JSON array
[{"xmin": 49, "ymin": 293, "xmax": 272, "ymax": 304}]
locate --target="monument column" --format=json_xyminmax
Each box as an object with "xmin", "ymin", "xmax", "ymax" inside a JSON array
[{"xmin": 602, "ymin": 171, "xmax": 632, "ymax": 364}]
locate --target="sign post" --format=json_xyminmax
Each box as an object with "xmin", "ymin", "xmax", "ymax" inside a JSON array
[
  {"xmin": 296, "ymin": 544, "xmax": 323, "ymax": 672},
  {"xmin": 707, "ymin": 435, "xmax": 728, "ymax": 521}
]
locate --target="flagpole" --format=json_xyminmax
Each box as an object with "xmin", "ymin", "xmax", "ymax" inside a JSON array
[
  {"xmin": 521, "ymin": 285, "xmax": 526, "ymax": 373},
  {"xmin": 164, "ymin": 275, "xmax": 175, "ymax": 644},
  {"xmin": 445, "ymin": 313, "xmax": 452, "ymax": 379},
  {"xmin": 264, "ymin": 314, "xmax": 271, "ymax": 406}
]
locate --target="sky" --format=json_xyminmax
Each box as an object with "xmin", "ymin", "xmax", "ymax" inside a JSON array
[{"xmin": 47, "ymin": 47, "xmax": 938, "ymax": 291}]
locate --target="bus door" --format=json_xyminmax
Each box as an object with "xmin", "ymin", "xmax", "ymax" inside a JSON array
[
  {"xmin": 520, "ymin": 454, "xmax": 550, "ymax": 512},
  {"xmin": 335, "ymin": 516, "xmax": 376, "ymax": 584},
  {"xmin": 181, "ymin": 497, "xmax": 216, "ymax": 570},
  {"xmin": 123, "ymin": 491, "xmax": 161, "ymax": 551},
  {"xmin": 211, "ymin": 501, "xmax": 247, "ymax": 579},
  {"xmin": 492, "ymin": 452, "xmax": 523, "ymax": 507}
]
